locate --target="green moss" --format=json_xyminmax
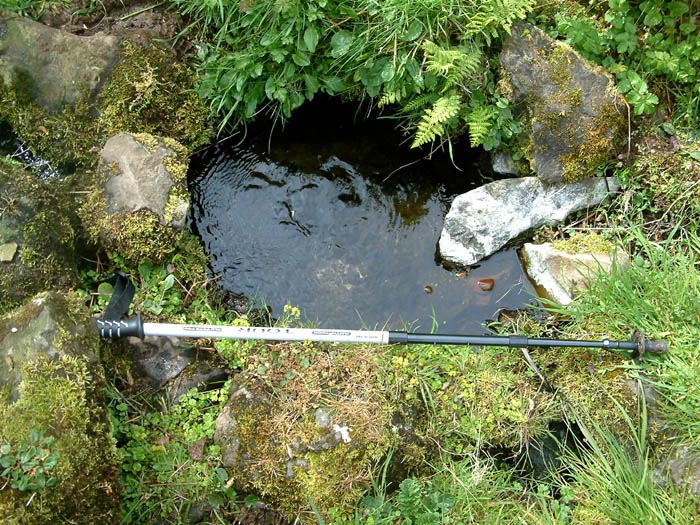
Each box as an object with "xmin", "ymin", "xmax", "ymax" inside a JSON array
[
  {"xmin": 549, "ymin": 44, "xmax": 575, "ymax": 88},
  {"xmin": 385, "ymin": 345, "xmax": 559, "ymax": 455},
  {"xmin": 219, "ymin": 344, "xmax": 395, "ymax": 520},
  {"xmin": 0, "ymin": 158, "xmax": 80, "ymax": 314},
  {"xmin": 0, "ymin": 79, "xmax": 101, "ymax": 172},
  {"xmin": 559, "ymin": 98, "xmax": 625, "ymax": 182},
  {"xmin": 553, "ymin": 232, "xmax": 616, "ymax": 255},
  {"xmin": 80, "ymin": 186, "xmax": 180, "ymax": 265},
  {"xmin": 0, "ymin": 354, "xmax": 119, "ymax": 524},
  {"xmin": 99, "ymin": 42, "xmax": 213, "ymax": 153}
]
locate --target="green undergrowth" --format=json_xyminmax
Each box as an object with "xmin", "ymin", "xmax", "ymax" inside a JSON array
[
  {"xmin": 98, "ymin": 222, "xmax": 700, "ymax": 522},
  {"xmin": 0, "ymin": 355, "xmax": 120, "ymax": 524},
  {"xmin": 171, "ymin": 0, "xmax": 534, "ymax": 151},
  {"xmin": 83, "ymin": 229, "xmax": 232, "ymax": 325},
  {"xmin": 559, "ymin": 399, "xmax": 699, "ymax": 525},
  {"xmin": 0, "ymin": 0, "xmax": 70, "ymax": 19},
  {"xmin": 109, "ymin": 381, "xmax": 238, "ymax": 523},
  {"xmin": 547, "ymin": 0, "xmax": 700, "ymax": 130},
  {"xmin": 614, "ymin": 136, "xmax": 700, "ymax": 242}
]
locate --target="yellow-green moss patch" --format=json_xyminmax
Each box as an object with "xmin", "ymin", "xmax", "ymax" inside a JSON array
[
  {"xmin": 0, "ymin": 354, "xmax": 119, "ymax": 524},
  {"xmin": 99, "ymin": 41, "xmax": 213, "ymax": 153}
]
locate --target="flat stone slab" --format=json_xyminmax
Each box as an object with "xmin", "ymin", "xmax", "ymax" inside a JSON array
[
  {"xmin": 0, "ymin": 242, "xmax": 18, "ymax": 262},
  {"xmin": 521, "ymin": 242, "xmax": 629, "ymax": 305}
]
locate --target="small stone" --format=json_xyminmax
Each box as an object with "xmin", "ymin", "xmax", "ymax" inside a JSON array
[
  {"xmin": 315, "ymin": 407, "xmax": 333, "ymax": 429},
  {"xmin": 475, "ymin": 278, "xmax": 495, "ymax": 292},
  {"xmin": 0, "ymin": 242, "xmax": 18, "ymax": 262}
]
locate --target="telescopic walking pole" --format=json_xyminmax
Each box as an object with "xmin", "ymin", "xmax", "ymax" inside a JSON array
[{"xmin": 96, "ymin": 315, "xmax": 667, "ymax": 360}]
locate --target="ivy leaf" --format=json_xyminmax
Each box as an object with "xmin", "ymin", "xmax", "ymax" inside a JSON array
[
  {"xmin": 330, "ymin": 30, "xmax": 354, "ymax": 58},
  {"xmin": 322, "ymin": 75, "xmax": 347, "ymax": 94},
  {"xmin": 303, "ymin": 74, "xmax": 320, "ymax": 98},
  {"xmin": 303, "ymin": 27, "xmax": 320, "ymax": 53},
  {"xmin": 405, "ymin": 57, "xmax": 423, "ymax": 88}
]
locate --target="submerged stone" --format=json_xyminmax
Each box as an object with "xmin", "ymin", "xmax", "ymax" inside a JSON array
[{"xmin": 0, "ymin": 241, "xmax": 18, "ymax": 262}]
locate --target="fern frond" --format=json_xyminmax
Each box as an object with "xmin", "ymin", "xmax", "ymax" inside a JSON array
[
  {"xmin": 467, "ymin": 105, "xmax": 495, "ymax": 148},
  {"xmin": 465, "ymin": 0, "xmax": 536, "ymax": 43},
  {"xmin": 403, "ymin": 92, "xmax": 438, "ymax": 113},
  {"xmin": 411, "ymin": 94, "xmax": 462, "ymax": 148},
  {"xmin": 422, "ymin": 40, "xmax": 483, "ymax": 89},
  {"xmin": 379, "ymin": 91, "xmax": 401, "ymax": 107}
]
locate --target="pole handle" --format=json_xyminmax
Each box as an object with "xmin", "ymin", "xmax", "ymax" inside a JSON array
[{"xmin": 96, "ymin": 315, "xmax": 144, "ymax": 339}]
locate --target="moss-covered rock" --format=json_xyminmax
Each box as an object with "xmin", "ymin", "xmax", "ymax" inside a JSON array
[
  {"xmin": 213, "ymin": 344, "xmax": 396, "ymax": 521},
  {"xmin": 0, "ymin": 157, "xmax": 81, "ymax": 315},
  {"xmin": 501, "ymin": 23, "xmax": 626, "ymax": 183},
  {"xmin": 99, "ymin": 41, "xmax": 213, "ymax": 153},
  {"xmin": 0, "ymin": 17, "xmax": 212, "ymax": 173},
  {"xmin": 0, "ymin": 17, "xmax": 118, "ymax": 171},
  {"xmin": 0, "ymin": 291, "xmax": 120, "ymax": 524},
  {"xmin": 80, "ymin": 132, "xmax": 191, "ymax": 265}
]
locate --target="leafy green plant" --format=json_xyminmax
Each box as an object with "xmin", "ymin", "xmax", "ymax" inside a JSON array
[
  {"xmin": 0, "ymin": 430, "xmax": 59, "ymax": 496},
  {"xmin": 172, "ymin": 0, "xmax": 534, "ymax": 150},
  {"xmin": 111, "ymin": 382, "xmax": 238, "ymax": 523},
  {"xmin": 555, "ymin": 0, "xmax": 700, "ymax": 127}
]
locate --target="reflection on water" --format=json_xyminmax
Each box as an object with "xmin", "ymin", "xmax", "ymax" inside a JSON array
[
  {"xmin": 189, "ymin": 103, "xmax": 537, "ymax": 333},
  {"xmin": 0, "ymin": 122, "xmax": 60, "ymax": 179}
]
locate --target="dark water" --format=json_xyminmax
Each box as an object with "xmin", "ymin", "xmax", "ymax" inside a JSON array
[
  {"xmin": 0, "ymin": 121, "xmax": 60, "ymax": 178},
  {"xmin": 189, "ymin": 103, "xmax": 537, "ymax": 333}
]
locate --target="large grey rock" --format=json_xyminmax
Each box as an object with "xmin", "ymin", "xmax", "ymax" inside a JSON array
[
  {"xmin": 521, "ymin": 241, "xmax": 629, "ymax": 305},
  {"xmin": 0, "ymin": 292, "xmax": 98, "ymax": 402},
  {"xmin": 501, "ymin": 24, "xmax": 625, "ymax": 183},
  {"xmin": 655, "ymin": 446, "xmax": 700, "ymax": 495},
  {"xmin": 101, "ymin": 133, "xmax": 189, "ymax": 229},
  {"xmin": 0, "ymin": 17, "xmax": 120, "ymax": 113},
  {"xmin": 438, "ymin": 176, "xmax": 619, "ymax": 267}
]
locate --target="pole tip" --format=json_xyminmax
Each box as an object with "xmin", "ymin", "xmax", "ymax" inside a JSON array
[{"xmin": 632, "ymin": 329, "xmax": 667, "ymax": 359}]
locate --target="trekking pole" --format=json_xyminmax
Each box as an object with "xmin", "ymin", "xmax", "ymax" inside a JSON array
[{"xmin": 96, "ymin": 314, "xmax": 667, "ymax": 360}]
